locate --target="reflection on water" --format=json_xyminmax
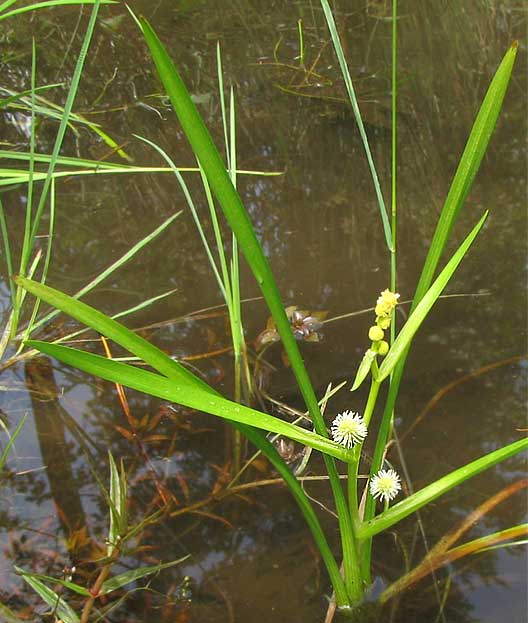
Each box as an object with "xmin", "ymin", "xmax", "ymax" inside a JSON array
[{"xmin": 0, "ymin": 1, "xmax": 526, "ymax": 621}]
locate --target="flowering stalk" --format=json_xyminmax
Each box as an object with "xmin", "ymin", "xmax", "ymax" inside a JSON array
[{"xmin": 348, "ymin": 377, "xmax": 381, "ymax": 527}]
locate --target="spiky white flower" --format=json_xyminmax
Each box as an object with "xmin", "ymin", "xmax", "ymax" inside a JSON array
[
  {"xmin": 369, "ymin": 468, "xmax": 402, "ymax": 503},
  {"xmin": 331, "ymin": 411, "xmax": 367, "ymax": 449}
]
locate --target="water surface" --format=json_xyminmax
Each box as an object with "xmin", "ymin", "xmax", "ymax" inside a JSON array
[{"xmin": 0, "ymin": 2, "xmax": 526, "ymax": 621}]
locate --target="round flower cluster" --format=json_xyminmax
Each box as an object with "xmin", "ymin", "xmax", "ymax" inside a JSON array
[
  {"xmin": 331, "ymin": 410, "xmax": 368, "ymax": 449},
  {"xmin": 367, "ymin": 288, "xmax": 400, "ymax": 357},
  {"xmin": 369, "ymin": 468, "xmax": 401, "ymax": 503},
  {"xmin": 375, "ymin": 289, "xmax": 400, "ymax": 318}
]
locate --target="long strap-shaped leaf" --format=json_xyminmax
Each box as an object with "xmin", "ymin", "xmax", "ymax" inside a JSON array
[
  {"xmin": 137, "ymin": 17, "xmax": 326, "ymax": 437},
  {"xmin": 357, "ymin": 436, "xmax": 528, "ymax": 539},
  {"xmin": 364, "ymin": 41, "xmax": 519, "ymax": 528},
  {"xmin": 377, "ymin": 211, "xmax": 487, "ymax": 381},
  {"xmin": 137, "ymin": 17, "xmax": 362, "ymax": 599},
  {"xmin": 25, "ymin": 340, "xmax": 354, "ymax": 462},
  {"xmin": 16, "ymin": 276, "xmax": 349, "ymax": 603},
  {"xmin": 414, "ymin": 42, "xmax": 517, "ymax": 305}
]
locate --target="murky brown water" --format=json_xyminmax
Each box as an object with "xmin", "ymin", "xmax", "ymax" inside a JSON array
[{"xmin": 0, "ymin": 1, "xmax": 526, "ymax": 622}]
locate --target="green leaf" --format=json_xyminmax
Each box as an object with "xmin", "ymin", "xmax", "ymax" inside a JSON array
[
  {"xmin": 377, "ymin": 212, "xmax": 487, "ymax": 382},
  {"xmin": 15, "ymin": 280, "xmax": 348, "ymax": 605},
  {"xmin": 357, "ymin": 436, "xmax": 528, "ymax": 540},
  {"xmin": 365, "ymin": 43, "xmax": 519, "ymax": 531},
  {"xmin": 350, "ymin": 349, "xmax": 376, "ymax": 392},
  {"xmin": 100, "ymin": 557, "xmax": 189, "ymax": 595},
  {"xmin": 135, "ymin": 19, "xmax": 360, "ymax": 598},
  {"xmin": 0, "ymin": 414, "xmax": 26, "ymax": 470},
  {"xmin": 320, "ymin": 0, "xmax": 391, "ymax": 250},
  {"xmin": 107, "ymin": 451, "xmax": 125, "ymax": 552},
  {"xmin": 25, "ymin": 340, "xmax": 355, "ymax": 463},
  {"xmin": 14, "ymin": 570, "xmax": 90, "ymax": 596},
  {"xmin": 414, "ymin": 42, "xmax": 518, "ymax": 306},
  {"xmin": 16, "ymin": 567, "xmax": 80, "ymax": 623},
  {"xmin": 136, "ymin": 17, "xmax": 328, "ymax": 434},
  {"xmin": 16, "ymin": 275, "xmax": 211, "ymax": 392},
  {"xmin": 0, "ymin": 0, "xmax": 116, "ymax": 22}
]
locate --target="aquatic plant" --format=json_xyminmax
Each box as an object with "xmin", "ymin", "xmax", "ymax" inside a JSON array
[
  {"xmin": 14, "ymin": 453, "xmax": 186, "ymax": 623},
  {"xmin": 14, "ymin": 0, "xmax": 526, "ymax": 616}
]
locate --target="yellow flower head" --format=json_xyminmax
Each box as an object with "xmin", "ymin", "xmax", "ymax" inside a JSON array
[{"xmin": 375, "ymin": 289, "xmax": 400, "ymax": 318}]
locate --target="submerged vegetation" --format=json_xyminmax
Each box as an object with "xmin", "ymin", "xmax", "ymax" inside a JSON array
[{"xmin": 0, "ymin": 1, "xmax": 526, "ymax": 621}]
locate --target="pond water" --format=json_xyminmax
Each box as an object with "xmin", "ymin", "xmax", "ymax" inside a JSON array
[{"xmin": 0, "ymin": 1, "xmax": 526, "ymax": 622}]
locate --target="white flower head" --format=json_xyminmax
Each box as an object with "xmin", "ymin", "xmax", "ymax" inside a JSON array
[
  {"xmin": 369, "ymin": 468, "xmax": 401, "ymax": 503},
  {"xmin": 331, "ymin": 411, "xmax": 367, "ymax": 449}
]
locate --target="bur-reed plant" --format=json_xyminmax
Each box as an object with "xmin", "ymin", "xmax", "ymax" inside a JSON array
[{"xmin": 16, "ymin": 3, "xmax": 527, "ymax": 614}]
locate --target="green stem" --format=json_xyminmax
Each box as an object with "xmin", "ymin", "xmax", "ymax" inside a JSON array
[
  {"xmin": 350, "ymin": 376, "xmax": 380, "ymax": 585},
  {"xmin": 390, "ymin": 0, "xmax": 397, "ymax": 324},
  {"xmin": 363, "ymin": 0, "xmax": 398, "ymax": 578},
  {"xmin": 348, "ymin": 377, "xmax": 381, "ymax": 524}
]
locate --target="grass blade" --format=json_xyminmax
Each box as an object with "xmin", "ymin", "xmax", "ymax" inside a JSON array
[
  {"xmin": 26, "ymin": 211, "xmax": 181, "ymax": 336},
  {"xmin": 0, "ymin": 414, "xmax": 27, "ymax": 470},
  {"xmin": 133, "ymin": 134, "xmax": 227, "ymax": 299},
  {"xmin": 12, "ymin": 0, "xmax": 103, "ymax": 338},
  {"xmin": 20, "ymin": 178, "xmax": 56, "ymax": 350},
  {"xmin": 0, "ymin": 196, "xmax": 15, "ymax": 307},
  {"xmin": 0, "ymin": 83, "xmax": 62, "ymax": 109},
  {"xmin": 320, "ymin": 0, "xmax": 392, "ymax": 249},
  {"xmin": 108, "ymin": 451, "xmax": 124, "ymax": 552},
  {"xmin": 0, "ymin": 0, "xmax": 115, "ymax": 22}
]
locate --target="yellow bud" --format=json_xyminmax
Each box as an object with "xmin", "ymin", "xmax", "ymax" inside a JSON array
[
  {"xmin": 374, "ymin": 303, "xmax": 386, "ymax": 317},
  {"xmin": 368, "ymin": 325, "xmax": 384, "ymax": 342},
  {"xmin": 377, "ymin": 340, "xmax": 389, "ymax": 356},
  {"xmin": 377, "ymin": 316, "xmax": 391, "ymax": 330}
]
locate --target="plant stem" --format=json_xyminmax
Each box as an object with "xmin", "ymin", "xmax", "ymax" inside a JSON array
[
  {"xmin": 79, "ymin": 547, "xmax": 120, "ymax": 623},
  {"xmin": 362, "ymin": 0, "xmax": 398, "ymax": 579},
  {"xmin": 390, "ymin": 0, "xmax": 398, "ymax": 323},
  {"xmin": 348, "ymin": 376, "xmax": 381, "ymax": 525},
  {"xmin": 349, "ymin": 374, "xmax": 381, "ymax": 589}
]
